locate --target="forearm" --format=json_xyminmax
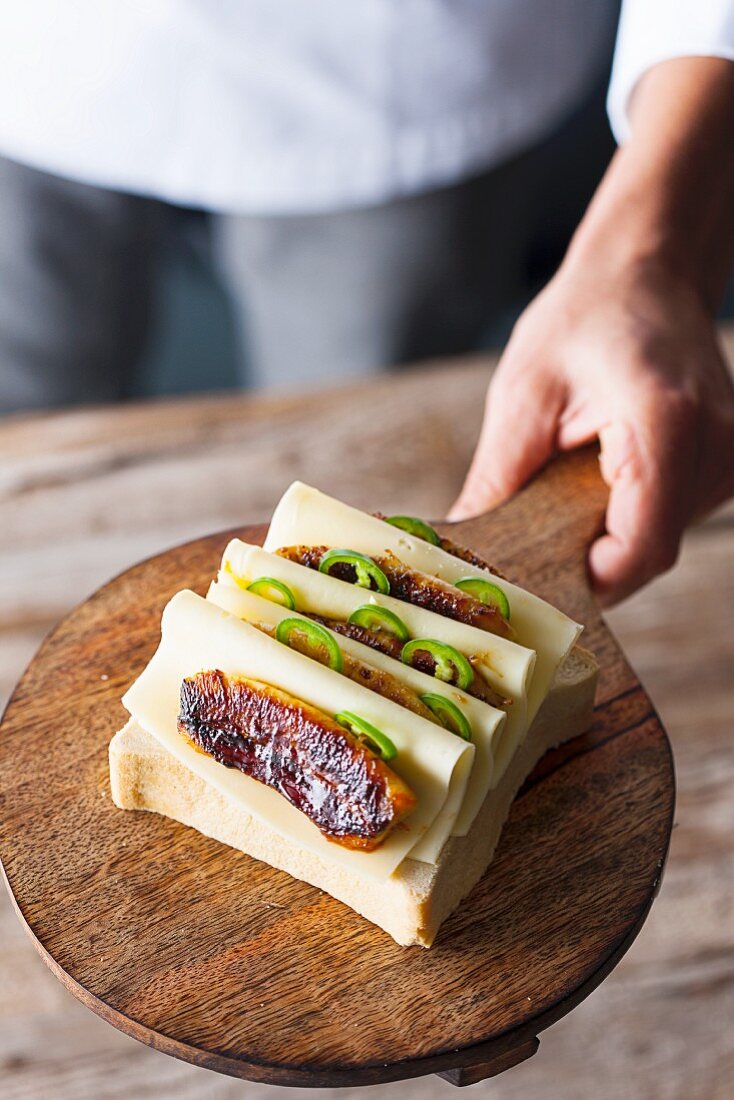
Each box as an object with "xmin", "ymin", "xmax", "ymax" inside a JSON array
[{"xmin": 567, "ymin": 56, "xmax": 734, "ymax": 311}]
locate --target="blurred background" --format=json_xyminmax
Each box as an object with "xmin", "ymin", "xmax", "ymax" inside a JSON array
[
  {"xmin": 104, "ymin": 80, "xmax": 619, "ymax": 402},
  {"xmin": 0, "ymin": 2, "xmax": 629, "ymax": 412},
  {"xmin": 81, "ymin": 72, "xmax": 619, "ymax": 404}
]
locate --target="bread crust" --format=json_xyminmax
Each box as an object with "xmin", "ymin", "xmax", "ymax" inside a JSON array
[{"xmin": 110, "ymin": 646, "xmax": 597, "ymax": 946}]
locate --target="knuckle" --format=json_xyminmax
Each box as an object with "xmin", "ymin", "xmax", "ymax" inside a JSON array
[
  {"xmin": 663, "ymin": 387, "xmax": 700, "ymax": 427},
  {"xmin": 491, "ymin": 349, "xmax": 549, "ymax": 402},
  {"xmin": 505, "ymin": 303, "xmax": 547, "ymax": 358},
  {"xmin": 477, "ymin": 469, "xmax": 511, "ymax": 499},
  {"xmin": 642, "ymin": 383, "xmax": 700, "ymax": 428}
]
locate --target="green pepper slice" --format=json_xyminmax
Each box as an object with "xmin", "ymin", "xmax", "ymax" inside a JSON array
[
  {"xmin": 318, "ymin": 548, "xmax": 390, "ymax": 594},
  {"xmin": 419, "ymin": 693, "xmax": 473, "ymax": 741},
  {"xmin": 454, "ymin": 577, "xmax": 511, "ymax": 621},
  {"xmin": 385, "ymin": 515, "xmax": 440, "ymax": 545},
  {"xmin": 335, "ymin": 711, "xmax": 398, "ymax": 762},
  {"xmin": 246, "ymin": 576, "xmax": 297, "ymax": 610},
  {"xmin": 347, "ymin": 604, "xmax": 409, "ymax": 642},
  {"xmin": 275, "ymin": 616, "xmax": 343, "ymax": 673},
  {"xmin": 401, "ymin": 638, "xmax": 474, "ymax": 690}
]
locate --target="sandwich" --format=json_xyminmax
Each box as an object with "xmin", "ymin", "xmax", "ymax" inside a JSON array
[{"xmin": 110, "ymin": 483, "xmax": 597, "ymax": 946}]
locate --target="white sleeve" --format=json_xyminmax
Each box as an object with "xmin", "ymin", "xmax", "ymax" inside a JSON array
[{"xmin": 607, "ymin": 0, "xmax": 734, "ymax": 143}]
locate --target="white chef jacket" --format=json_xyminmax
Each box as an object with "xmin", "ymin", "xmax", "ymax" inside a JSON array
[
  {"xmin": 608, "ymin": 0, "xmax": 734, "ymax": 140},
  {"xmin": 0, "ymin": 1, "xmax": 731, "ymax": 215}
]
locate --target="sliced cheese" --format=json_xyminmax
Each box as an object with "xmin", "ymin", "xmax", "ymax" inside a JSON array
[
  {"xmin": 264, "ymin": 480, "xmax": 582, "ymax": 775},
  {"xmin": 208, "ymin": 576, "xmax": 505, "ymax": 835},
  {"xmin": 222, "ymin": 539, "xmax": 535, "ymax": 774},
  {"xmin": 122, "ymin": 590, "xmax": 474, "ymax": 879}
]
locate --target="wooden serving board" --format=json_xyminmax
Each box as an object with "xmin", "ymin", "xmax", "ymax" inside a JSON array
[{"xmin": 0, "ymin": 446, "xmax": 674, "ymax": 1088}]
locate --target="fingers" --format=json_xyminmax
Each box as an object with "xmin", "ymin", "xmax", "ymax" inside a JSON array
[
  {"xmin": 589, "ymin": 398, "xmax": 697, "ymax": 605},
  {"xmin": 448, "ymin": 362, "xmax": 565, "ymax": 520}
]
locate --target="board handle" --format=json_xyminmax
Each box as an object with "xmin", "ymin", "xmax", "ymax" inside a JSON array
[
  {"xmin": 442, "ymin": 444, "xmax": 608, "ymax": 599},
  {"xmin": 437, "ymin": 1035, "xmax": 540, "ymax": 1087}
]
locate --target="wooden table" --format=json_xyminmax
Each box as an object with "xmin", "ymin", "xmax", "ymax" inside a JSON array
[{"xmin": 1, "ymin": 340, "xmax": 733, "ymax": 1100}]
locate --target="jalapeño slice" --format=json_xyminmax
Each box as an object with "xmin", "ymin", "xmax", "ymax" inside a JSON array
[
  {"xmin": 275, "ymin": 617, "xmax": 343, "ymax": 673},
  {"xmin": 246, "ymin": 576, "xmax": 297, "ymax": 610},
  {"xmin": 419, "ymin": 692, "xmax": 473, "ymax": 742},
  {"xmin": 347, "ymin": 604, "xmax": 409, "ymax": 642},
  {"xmin": 335, "ymin": 711, "xmax": 398, "ymax": 762},
  {"xmin": 385, "ymin": 515, "xmax": 440, "ymax": 545},
  {"xmin": 400, "ymin": 638, "xmax": 474, "ymax": 690},
  {"xmin": 454, "ymin": 576, "xmax": 510, "ymax": 621},
  {"xmin": 318, "ymin": 549, "xmax": 390, "ymax": 594}
]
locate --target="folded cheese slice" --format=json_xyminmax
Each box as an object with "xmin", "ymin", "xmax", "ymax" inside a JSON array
[
  {"xmin": 208, "ymin": 576, "xmax": 505, "ymax": 836},
  {"xmin": 264, "ymin": 481, "xmax": 582, "ymax": 775},
  {"xmin": 122, "ymin": 590, "xmax": 474, "ymax": 879},
  {"xmin": 222, "ymin": 539, "xmax": 536, "ymax": 775}
]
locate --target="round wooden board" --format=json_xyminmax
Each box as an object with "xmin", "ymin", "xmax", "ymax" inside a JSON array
[{"xmin": 0, "ymin": 449, "xmax": 675, "ymax": 1088}]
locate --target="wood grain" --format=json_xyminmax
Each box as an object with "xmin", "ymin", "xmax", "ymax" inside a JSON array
[{"xmin": 0, "ymin": 445, "xmax": 674, "ymax": 1087}]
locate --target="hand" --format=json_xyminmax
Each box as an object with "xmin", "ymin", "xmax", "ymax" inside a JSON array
[
  {"xmin": 451, "ymin": 56, "xmax": 734, "ymax": 606},
  {"xmin": 448, "ymin": 255, "xmax": 734, "ymax": 605}
]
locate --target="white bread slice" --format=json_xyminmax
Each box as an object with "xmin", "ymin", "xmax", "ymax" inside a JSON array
[{"xmin": 110, "ymin": 646, "xmax": 597, "ymax": 947}]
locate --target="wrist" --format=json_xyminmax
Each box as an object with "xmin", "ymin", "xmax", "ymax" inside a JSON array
[
  {"xmin": 564, "ymin": 146, "xmax": 710, "ymax": 306},
  {"xmin": 565, "ymin": 57, "xmax": 734, "ymax": 312}
]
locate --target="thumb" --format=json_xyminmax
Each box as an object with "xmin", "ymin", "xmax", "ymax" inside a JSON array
[{"xmin": 448, "ymin": 366, "xmax": 564, "ymax": 520}]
